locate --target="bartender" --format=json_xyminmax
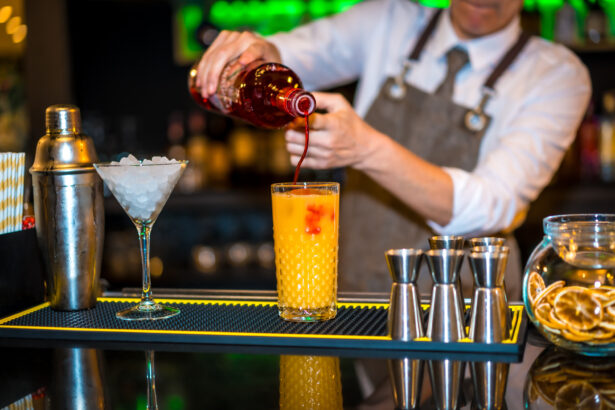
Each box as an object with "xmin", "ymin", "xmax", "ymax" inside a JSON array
[{"xmin": 193, "ymin": 0, "xmax": 591, "ymax": 300}]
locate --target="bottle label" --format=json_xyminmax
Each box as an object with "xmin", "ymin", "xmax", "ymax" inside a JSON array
[{"xmin": 216, "ymin": 58, "xmax": 246, "ymax": 113}]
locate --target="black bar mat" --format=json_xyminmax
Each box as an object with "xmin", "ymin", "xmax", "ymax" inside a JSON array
[{"xmin": 0, "ymin": 298, "xmax": 527, "ymax": 357}]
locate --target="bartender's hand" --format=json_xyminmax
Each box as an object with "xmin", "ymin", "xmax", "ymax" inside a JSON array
[
  {"xmin": 193, "ymin": 30, "xmax": 282, "ymax": 98},
  {"xmin": 285, "ymin": 91, "xmax": 383, "ymax": 170},
  {"xmin": 286, "ymin": 92, "xmax": 454, "ymax": 227}
]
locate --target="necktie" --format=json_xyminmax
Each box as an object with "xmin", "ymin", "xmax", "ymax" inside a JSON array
[{"xmin": 435, "ymin": 47, "xmax": 469, "ymax": 99}]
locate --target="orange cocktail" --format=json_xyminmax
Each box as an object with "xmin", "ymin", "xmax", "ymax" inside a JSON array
[
  {"xmin": 271, "ymin": 182, "xmax": 340, "ymax": 321},
  {"xmin": 279, "ymin": 355, "xmax": 343, "ymax": 410}
]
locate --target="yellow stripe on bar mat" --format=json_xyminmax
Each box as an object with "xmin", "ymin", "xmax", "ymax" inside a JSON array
[{"xmin": 0, "ymin": 298, "xmax": 527, "ymax": 357}]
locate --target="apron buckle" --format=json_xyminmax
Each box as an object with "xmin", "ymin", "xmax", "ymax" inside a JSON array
[
  {"xmin": 387, "ymin": 60, "xmax": 414, "ymax": 100},
  {"xmin": 464, "ymin": 88, "xmax": 494, "ymax": 132}
]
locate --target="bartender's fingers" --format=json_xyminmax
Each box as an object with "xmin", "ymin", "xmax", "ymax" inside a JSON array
[
  {"xmin": 197, "ymin": 30, "xmax": 242, "ymax": 95},
  {"xmin": 309, "ymin": 92, "xmax": 353, "ymax": 130},
  {"xmin": 198, "ymin": 31, "xmax": 254, "ymax": 95},
  {"xmin": 237, "ymin": 37, "xmax": 281, "ymax": 65},
  {"xmin": 197, "ymin": 31, "xmax": 279, "ymax": 97},
  {"xmin": 286, "ymin": 130, "xmax": 342, "ymax": 169}
]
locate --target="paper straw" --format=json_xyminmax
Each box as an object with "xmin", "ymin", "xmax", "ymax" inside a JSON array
[
  {"xmin": 0, "ymin": 153, "xmax": 7, "ymax": 234},
  {"xmin": 1, "ymin": 153, "xmax": 10, "ymax": 234},
  {"xmin": 0, "ymin": 152, "xmax": 26, "ymax": 234},
  {"xmin": 8, "ymin": 153, "xmax": 16, "ymax": 232},
  {"xmin": 14, "ymin": 153, "xmax": 25, "ymax": 231},
  {"xmin": 16, "ymin": 153, "xmax": 25, "ymax": 231}
]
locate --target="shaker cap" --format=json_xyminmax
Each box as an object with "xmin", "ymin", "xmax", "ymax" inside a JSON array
[
  {"xmin": 46, "ymin": 104, "xmax": 82, "ymax": 134},
  {"xmin": 30, "ymin": 104, "xmax": 99, "ymax": 173}
]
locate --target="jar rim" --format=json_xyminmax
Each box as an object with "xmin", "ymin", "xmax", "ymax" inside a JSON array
[{"xmin": 543, "ymin": 213, "xmax": 615, "ymax": 237}]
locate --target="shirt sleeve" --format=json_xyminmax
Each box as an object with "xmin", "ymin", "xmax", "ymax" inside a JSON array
[
  {"xmin": 428, "ymin": 44, "xmax": 592, "ymax": 236},
  {"xmin": 266, "ymin": 0, "xmax": 393, "ymax": 91}
]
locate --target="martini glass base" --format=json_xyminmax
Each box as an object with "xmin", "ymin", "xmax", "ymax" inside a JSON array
[{"xmin": 116, "ymin": 302, "xmax": 180, "ymax": 321}]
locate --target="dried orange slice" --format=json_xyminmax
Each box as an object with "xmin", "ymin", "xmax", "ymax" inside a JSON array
[
  {"xmin": 528, "ymin": 271, "xmax": 545, "ymax": 305},
  {"xmin": 554, "ymin": 286, "xmax": 603, "ymax": 331},
  {"xmin": 555, "ymin": 381, "xmax": 602, "ymax": 410},
  {"xmin": 534, "ymin": 280, "xmax": 566, "ymax": 308},
  {"xmin": 589, "ymin": 288, "xmax": 612, "ymax": 304},
  {"xmin": 567, "ymin": 326, "xmax": 614, "ymax": 340},
  {"xmin": 548, "ymin": 309, "xmax": 568, "ymax": 330},
  {"xmin": 601, "ymin": 311, "xmax": 615, "ymax": 331},
  {"xmin": 561, "ymin": 329, "xmax": 594, "ymax": 342},
  {"xmin": 535, "ymin": 303, "xmax": 563, "ymax": 334},
  {"xmin": 604, "ymin": 296, "xmax": 615, "ymax": 308}
]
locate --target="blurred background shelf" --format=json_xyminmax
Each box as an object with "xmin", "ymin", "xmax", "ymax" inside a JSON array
[{"xmin": 4, "ymin": 0, "xmax": 615, "ymax": 292}]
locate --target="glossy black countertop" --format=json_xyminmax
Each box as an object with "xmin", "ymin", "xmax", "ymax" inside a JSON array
[{"xmin": 2, "ymin": 319, "xmax": 614, "ymax": 409}]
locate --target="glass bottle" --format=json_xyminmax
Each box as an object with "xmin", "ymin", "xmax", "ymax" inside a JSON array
[{"xmin": 188, "ymin": 59, "xmax": 316, "ymax": 129}]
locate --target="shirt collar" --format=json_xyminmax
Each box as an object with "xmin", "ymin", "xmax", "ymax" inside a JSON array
[{"xmin": 427, "ymin": 8, "xmax": 522, "ymax": 72}]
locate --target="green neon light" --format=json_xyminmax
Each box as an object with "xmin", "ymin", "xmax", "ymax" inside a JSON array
[
  {"xmin": 176, "ymin": 0, "xmax": 615, "ymax": 59},
  {"xmin": 176, "ymin": 4, "xmax": 204, "ymax": 61},
  {"xmin": 419, "ymin": 0, "xmax": 450, "ymax": 7}
]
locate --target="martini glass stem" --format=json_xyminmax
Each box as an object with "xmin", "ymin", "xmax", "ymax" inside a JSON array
[
  {"xmin": 136, "ymin": 220, "xmax": 155, "ymax": 307},
  {"xmin": 146, "ymin": 350, "xmax": 159, "ymax": 409}
]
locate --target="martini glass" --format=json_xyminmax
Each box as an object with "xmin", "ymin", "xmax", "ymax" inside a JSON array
[{"xmin": 94, "ymin": 159, "xmax": 187, "ymax": 320}]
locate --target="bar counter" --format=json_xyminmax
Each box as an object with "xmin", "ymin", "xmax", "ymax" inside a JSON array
[{"xmin": 1, "ymin": 290, "xmax": 614, "ymax": 409}]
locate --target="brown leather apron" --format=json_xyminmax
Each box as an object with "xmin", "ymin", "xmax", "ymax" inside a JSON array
[{"xmin": 339, "ymin": 11, "xmax": 530, "ymax": 300}]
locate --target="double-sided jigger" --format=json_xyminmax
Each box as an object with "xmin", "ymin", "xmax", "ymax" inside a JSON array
[
  {"xmin": 425, "ymin": 249, "xmax": 466, "ymax": 342},
  {"xmin": 423, "ymin": 243, "xmax": 466, "ymax": 410},
  {"xmin": 385, "ymin": 248, "xmax": 424, "ymax": 341},
  {"xmin": 385, "ymin": 248, "xmax": 424, "ymax": 410},
  {"xmin": 470, "ymin": 360, "xmax": 509, "ymax": 410},
  {"xmin": 429, "ymin": 235, "xmax": 466, "ymax": 319},
  {"xmin": 467, "ymin": 246, "xmax": 510, "ymax": 343},
  {"xmin": 466, "ymin": 237, "xmax": 505, "ymax": 249}
]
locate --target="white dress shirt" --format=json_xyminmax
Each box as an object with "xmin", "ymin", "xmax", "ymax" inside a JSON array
[{"xmin": 267, "ymin": 0, "xmax": 591, "ymax": 236}]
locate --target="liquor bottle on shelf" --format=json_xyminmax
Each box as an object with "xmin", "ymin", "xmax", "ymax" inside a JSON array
[
  {"xmin": 600, "ymin": 90, "xmax": 615, "ymax": 182},
  {"xmin": 188, "ymin": 59, "xmax": 316, "ymax": 129}
]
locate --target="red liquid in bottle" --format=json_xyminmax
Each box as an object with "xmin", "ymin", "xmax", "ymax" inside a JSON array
[{"xmin": 189, "ymin": 60, "xmax": 315, "ymax": 130}]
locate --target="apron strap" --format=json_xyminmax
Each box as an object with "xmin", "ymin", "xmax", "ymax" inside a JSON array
[
  {"xmin": 483, "ymin": 31, "xmax": 531, "ymax": 91},
  {"xmin": 407, "ymin": 9, "xmax": 531, "ymax": 93},
  {"xmin": 409, "ymin": 9, "xmax": 443, "ymax": 61}
]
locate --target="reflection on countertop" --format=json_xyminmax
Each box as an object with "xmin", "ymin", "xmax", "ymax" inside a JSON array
[{"xmin": 2, "ymin": 329, "xmax": 614, "ymax": 409}]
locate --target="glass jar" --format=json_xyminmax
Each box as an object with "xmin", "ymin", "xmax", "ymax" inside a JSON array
[
  {"xmin": 524, "ymin": 346, "xmax": 615, "ymax": 408},
  {"xmin": 522, "ymin": 214, "xmax": 615, "ymax": 356}
]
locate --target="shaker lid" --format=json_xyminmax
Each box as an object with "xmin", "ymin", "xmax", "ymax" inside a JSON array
[{"xmin": 30, "ymin": 104, "xmax": 99, "ymax": 173}]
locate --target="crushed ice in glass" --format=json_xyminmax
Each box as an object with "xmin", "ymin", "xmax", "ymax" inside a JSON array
[{"xmin": 95, "ymin": 155, "xmax": 183, "ymax": 221}]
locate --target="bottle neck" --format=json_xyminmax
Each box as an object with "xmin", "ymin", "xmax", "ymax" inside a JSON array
[{"xmin": 275, "ymin": 88, "xmax": 316, "ymax": 118}]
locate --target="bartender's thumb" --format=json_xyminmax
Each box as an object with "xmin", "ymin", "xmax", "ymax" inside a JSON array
[
  {"xmin": 309, "ymin": 92, "xmax": 351, "ymax": 130},
  {"xmin": 313, "ymin": 92, "xmax": 350, "ymax": 113},
  {"xmin": 238, "ymin": 40, "xmax": 281, "ymax": 65}
]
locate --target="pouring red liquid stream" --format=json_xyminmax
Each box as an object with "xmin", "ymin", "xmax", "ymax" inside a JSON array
[{"xmin": 293, "ymin": 114, "xmax": 310, "ymax": 184}]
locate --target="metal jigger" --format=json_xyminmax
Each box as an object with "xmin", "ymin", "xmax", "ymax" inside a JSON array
[
  {"xmin": 428, "ymin": 358, "xmax": 466, "ymax": 410},
  {"xmin": 465, "ymin": 237, "xmax": 505, "ymax": 249},
  {"xmin": 466, "ymin": 237, "xmax": 508, "ymax": 298},
  {"xmin": 470, "ymin": 360, "xmax": 509, "ymax": 410},
  {"xmin": 385, "ymin": 249, "xmax": 424, "ymax": 410},
  {"xmin": 467, "ymin": 246, "xmax": 510, "ymax": 343},
  {"xmin": 388, "ymin": 357, "xmax": 423, "ymax": 410},
  {"xmin": 425, "ymin": 249, "xmax": 466, "ymax": 342},
  {"xmin": 429, "ymin": 236, "xmax": 466, "ymax": 320},
  {"xmin": 429, "ymin": 235, "xmax": 465, "ymax": 251},
  {"xmin": 385, "ymin": 249, "xmax": 424, "ymax": 341}
]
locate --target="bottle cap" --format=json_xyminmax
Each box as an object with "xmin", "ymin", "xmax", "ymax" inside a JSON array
[{"xmin": 30, "ymin": 104, "xmax": 99, "ymax": 173}]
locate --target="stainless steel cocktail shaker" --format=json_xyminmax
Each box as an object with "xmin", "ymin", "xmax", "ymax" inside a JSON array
[{"xmin": 30, "ymin": 105, "xmax": 104, "ymax": 310}]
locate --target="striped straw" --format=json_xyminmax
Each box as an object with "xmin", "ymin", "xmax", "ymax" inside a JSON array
[{"xmin": 0, "ymin": 152, "xmax": 26, "ymax": 234}]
